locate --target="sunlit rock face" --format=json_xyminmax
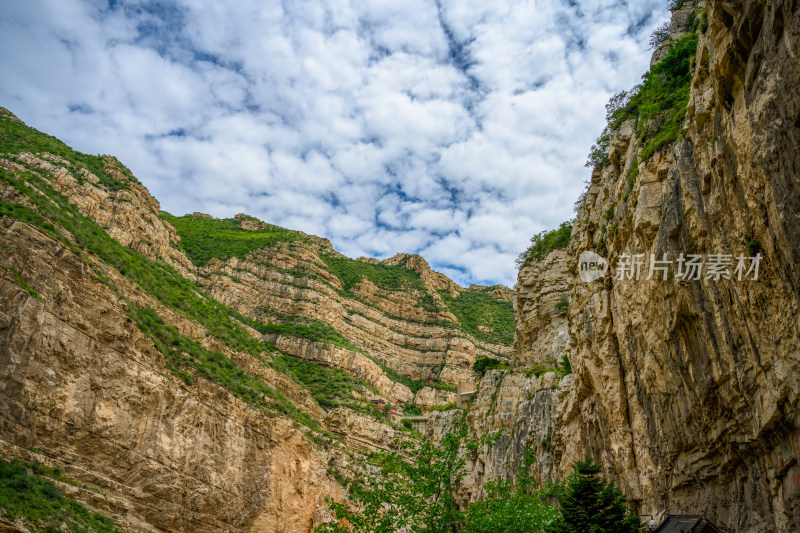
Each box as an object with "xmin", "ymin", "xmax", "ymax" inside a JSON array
[
  {"xmin": 432, "ymin": 2, "xmax": 800, "ymax": 531},
  {"xmin": 0, "ymin": 112, "xmax": 513, "ymax": 531}
]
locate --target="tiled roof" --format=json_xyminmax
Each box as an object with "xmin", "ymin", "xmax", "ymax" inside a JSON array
[
  {"xmin": 652, "ymin": 514, "xmax": 726, "ymax": 533},
  {"xmin": 653, "ymin": 515, "xmax": 701, "ymax": 532}
]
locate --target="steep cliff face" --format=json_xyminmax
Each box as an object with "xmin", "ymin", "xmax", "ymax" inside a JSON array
[
  {"xmin": 514, "ymin": 250, "xmax": 571, "ymax": 368},
  {"xmin": 496, "ymin": 1, "xmax": 800, "ymax": 531},
  {"xmin": 0, "ymin": 104, "xmax": 515, "ymax": 531},
  {"xmin": 0, "ymin": 215, "xmax": 342, "ymax": 532}
]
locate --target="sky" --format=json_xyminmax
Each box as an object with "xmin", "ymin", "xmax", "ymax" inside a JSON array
[{"xmin": 0, "ymin": 0, "xmax": 669, "ymax": 287}]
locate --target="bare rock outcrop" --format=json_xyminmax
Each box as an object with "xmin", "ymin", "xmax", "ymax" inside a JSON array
[{"xmin": 513, "ymin": 250, "xmax": 572, "ymax": 368}]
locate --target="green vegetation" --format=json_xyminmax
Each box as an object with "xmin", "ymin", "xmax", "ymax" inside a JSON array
[
  {"xmin": 322, "ymin": 253, "xmax": 442, "ymax": 313},
  {"xmin": 428, "ymin": 402, "xmax": 457, "ymax": 412},
  {"xmin": 322, "ymin": 254, "xmax": 428, "ymax": 294},
  {"xmin": 438, "ymin": 290, "xmax": 514, "ymax": 345},
  {"xmin": 697, "ymin": 7, "xmax": 708, "ymax": 32},
  {"xmin": 260, "ymin": 311, "xmax": 457, "ymax": 394},
  {"xmin": 517, "ymin": 221, "xmax": 573, "ymax": 267},
  {"xmin": 546, "ymin": 457, "xmax": 639, "ymax": 533},
  {"xmin": 746, "ymin": 238, "xmax": 763, "ymax": 257},
  {"xmin": 260, "ymin": 311, "xmax": 457, "ymax": 395},
  {"xmin": 268, "ymin": 354, "xmax": 380, "ymax": 416},
  {"xmin": 0, "ymin": 167, "xmax": 269, "ymax": 360},
  {"xmin": 555, "ymin": 298, "xmax": 569, "ymax": 314},
  {"xmin": 160, "ymin": 212, "xmax": 303, "ymax": 267},
  {"xmin": 648, "ymin": 21, "xmax": 671, "ymax": 50},
  {"xmin": 522, "ymin": 363, "xmax": 552, "ymax": 378},
  {"xmin": 0, "ymin": 111, "xmax": 135, "ymax": 192},
  {"xmin": 318, "ymin": 428, "xmax": 634, "ymax": 533},
  {"xmin": 128, "ymin": 305, "xmax": 323, "ymax": 432},
  {"xmin": 585, "ymin": 128, "xmax": 611, "ymax": 168},
  {"xmin": 472, "ymin": 357, "xmax": 508, "ymax": 375},
  {"xmin": 316, "ymin": 424, "xmax": 503, "ymax": 533},
  {"xmin": 604, "ymin": 33, "xmax": 700, "ymax": 163},
  {"xmin": 364, "ymin": 354, "xmax": 456, "ymax": 394},
  {"xmin": 263, "ymin": 318, "xmax": 361, "ymax": 352},
  {"xmin": 402, "ymin": 402, "xmax": 422, "ymax": 416},
  {"xmin": 558, "ymin": 354, "xmax": 572, "ymax": 375},
  {"xmin": 596, "ymin": 234, "xmax": 608, "ymax": 257},
  {"xmin": 0, "ymin": 458, "xmax": 125, "ymax": 532},
  {"xmin": 0, "ymin": 262, "xmax": 42, "ymax": 301},
  {"xmin": 541, "ymin": 432, "xmax": 552, "ymax": 452},
  {"xmin": 465, "ymin": 450, "xmax": 560, "ymax": 533}
]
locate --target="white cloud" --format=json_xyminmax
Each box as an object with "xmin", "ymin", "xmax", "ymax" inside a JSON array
[{"xmin": 0, "ymin": 0, "xmax": 670, "ymax": 287}]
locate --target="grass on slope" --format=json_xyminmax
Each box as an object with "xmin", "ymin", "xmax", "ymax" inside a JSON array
[
  {"xmin": 260, "ymin": 310, "xmax": 456, "ymax": 393},
  {"xmin": 160, "ymin": 212, "xmax": 303, "ymax": 267},
  {"xmin": 0, "ymin": 109, "xmax": 136, "ymax": 192},
  {"xmin": 128, "ymin": 305, "xmax": 322, "ymax": 431},
  {"xmin": 321, "ymin": 253, "xmax": 428, "ymax": 294},
  {"xmin": 0, "ymin": 458, "xmax": 125, "ymax": 532},
  {"xmin": 438, "ymin": 290, "xmax": 515, "ymax": 345},
  {"xmin": 268, "ymin": 354, "xmax": 382, "ymax": 416},
  {"xmin": 321, "ymin": 253, "xmax": 443, "ymax": 313},
  {"xmin": 263, "ymin": 320, "xmax": 361, "ymax": 352},
  {"xmin": 0, "ymin": 117, "xmax": 325, "ymax": 432},
  {"xmin": 0, "ymin": 167, "xmax": 266, "ymax": 359}
]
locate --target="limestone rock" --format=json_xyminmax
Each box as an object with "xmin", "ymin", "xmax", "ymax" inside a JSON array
[
  {"xmin": 514, "ymin": 250, "xmax": 571, "ymax": 368},
  {"xmin": 413, "ymin": 387, "xmax": 456, "ymax": 411}
]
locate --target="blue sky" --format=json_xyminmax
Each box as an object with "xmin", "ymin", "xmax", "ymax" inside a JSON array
[{"xmin": 0, "ymin": 0, "xmax": 668, "ymax": 287}]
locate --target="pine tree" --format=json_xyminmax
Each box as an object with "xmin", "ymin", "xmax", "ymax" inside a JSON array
[{"xmin": 546, "ymin": 457, "xmax": 640, "ymax": 533}]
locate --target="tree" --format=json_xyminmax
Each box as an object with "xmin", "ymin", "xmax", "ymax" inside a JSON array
[
  {"xmin": 546, "ymin": 457, "xmax": 640, "ymax": 533},
  {"xmin": 649, "ymin": 21, "xmax": 670, "ymax": 50},
  {"xmin": 316, "ymin": 423, "xmax": 500, "ymax": 533},
  {"xmin": 464, "ymin": 449, "xmax": 561, "ymax": 533}
]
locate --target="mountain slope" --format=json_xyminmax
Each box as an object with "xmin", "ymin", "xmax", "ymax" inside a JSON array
[{"xmin": 0, "ymin": 106, "xmax": 514, "ymax": 531}]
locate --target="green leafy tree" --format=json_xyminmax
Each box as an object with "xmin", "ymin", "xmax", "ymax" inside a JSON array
[
  {"xmin": 316, "ymin": 424, "xmax": 500, "ymax": 533},
  {"xmin": 464, "ymin": 449, "xmax": 561, "ymax": 532},
  {"xmin": 546, "ymin": 457, "xmax": 640, "ymax": 533}
]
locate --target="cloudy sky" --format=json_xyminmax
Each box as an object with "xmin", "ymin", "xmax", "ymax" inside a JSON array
[{"xmin": 0, "ymin": 0, "xmax": 668, "ymax": 287}]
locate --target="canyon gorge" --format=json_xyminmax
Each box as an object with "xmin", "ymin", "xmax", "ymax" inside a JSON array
[{"xmin": 1, "ymin": 0, "xmax": 799, "ymax": 531}]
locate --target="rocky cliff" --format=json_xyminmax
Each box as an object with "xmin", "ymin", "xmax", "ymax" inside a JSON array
[
  {"xmin": 444, "ymin": 1, "xmax": 800, "ymax": 532},
  {"xmin": 0, "ymin": 106, "xmax": 514, "ymax": 531},
  {"xmin": 1, "ymin": 0, "xmax": 798, "ymax": 531}
]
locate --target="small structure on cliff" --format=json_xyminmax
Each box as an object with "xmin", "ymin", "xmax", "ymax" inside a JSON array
[
  {"xmin": 652, "ymin": 514, "xmax": 727, "ymax": 533},
  {"xmin": 456, "ymin": 381, "xmax": 476, "ymax": 409},
  {"xmin": 406, "ymin": 416, "xmax": 428, "ymax": 433}
]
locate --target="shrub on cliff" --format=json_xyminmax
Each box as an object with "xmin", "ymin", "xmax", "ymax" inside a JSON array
[
  {"xmin": 608, "ymin": 33, "xmax": 700, "ymax": 162},
  {"xmin": 473, "ymin": 357, "xmax": 506, "ymax": 375},
  {"xmin": 517, "ymin": 221, "xmax": 573, "ymax": 268}
]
